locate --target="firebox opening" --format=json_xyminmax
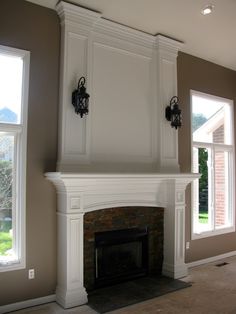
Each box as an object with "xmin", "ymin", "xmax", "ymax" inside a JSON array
[{"xmin": 94, "ymin": 227, "xmax": 148, "ymax": 288}]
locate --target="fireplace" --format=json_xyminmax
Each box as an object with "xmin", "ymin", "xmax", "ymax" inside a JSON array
[
  {"xmin": 46, "ymin": 172, "xmax": 199, "ymax": 308},
  {"xmin": 46, "ymin": 1, "xmax": 199, "ymax": 309},
  {"xmin": 84, "ymin": 206, "xmax": 164, "ymax": 291},
  {"xmin": 94, "ymin": 227, "xmax": 148, "ymax": 288}
]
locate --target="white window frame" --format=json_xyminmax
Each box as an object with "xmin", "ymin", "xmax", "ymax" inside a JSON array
[
  {"xmin": 0, "ymin": 45, "xmax": 30, "ymax": 271},
  {"xmin": 191, "ymin": 90, "xmax": 235, "ymax": 240}
]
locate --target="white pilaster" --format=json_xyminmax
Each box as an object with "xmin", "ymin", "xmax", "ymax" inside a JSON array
[
  {"xmin": 155, "ymin": 35, "xmax": 184, "ymax": 173},
  {"xmin": 162, "ymin": 180, "xmax": 189, "ymax": 278},
  {"xmin": 53, "ymin": 183, "xmax": 87, "ymax": 308},
  {"xmin": 56, "ymin": 2, "xmax": 101, "ymax": 169}
]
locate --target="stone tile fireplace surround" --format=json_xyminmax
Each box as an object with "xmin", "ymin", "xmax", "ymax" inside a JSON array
[
  {"xmin": 46, "ymin": 1, "xmax": 199, "ymax": 309},
  {"xmin": 84, "ymin": 206, "xmax": 164, "ymax": 291}
]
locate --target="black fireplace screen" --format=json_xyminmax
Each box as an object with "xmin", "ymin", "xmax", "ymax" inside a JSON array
[{"xmin": 94, "ymin": 227, "xmax": 148, "ymax": 287}]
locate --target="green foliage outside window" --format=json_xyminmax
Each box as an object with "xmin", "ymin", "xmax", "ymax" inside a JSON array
[
  {"xmin": 0, "ymin": 160, "xmax": 13, "ymax": 211},
  {"xmin": 0, "ymin": 232, "xmax": 12, "ymax": 255},
  {"xmin": 0, "ymin": 160, "xmax": 13, "ymax": 255},
  {"xmin": 192, "ymin": 113, "xmax": 209, "ymax": 223}
]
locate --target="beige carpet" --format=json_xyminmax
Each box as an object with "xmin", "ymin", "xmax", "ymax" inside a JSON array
[
  {"xmin": 7, "ymin": 304, "xmax": 97, "ymax": 314},
  {"xmin": 8, "ymin": 256, "xmax": 236, "ymax": 314}
]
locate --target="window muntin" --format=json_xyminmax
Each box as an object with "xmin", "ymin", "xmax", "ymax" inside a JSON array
[
  {"xmin": 0, "ymin": 45, "xmax": 29, "ymax": 271},
  {"xmin": 191, "ymin": 91, "xmax": 234, "ymax": 237}
]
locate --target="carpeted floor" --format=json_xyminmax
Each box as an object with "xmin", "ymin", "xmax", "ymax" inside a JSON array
[{"xmin": 5, "ymin": 256, "xmax": 236, "ymax": 314}]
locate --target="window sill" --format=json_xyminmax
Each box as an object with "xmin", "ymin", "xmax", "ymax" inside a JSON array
[
  {"xmin": 0, "ymin": 258, "xmax": 25, "ymax": 272},
  {"xmin": 192, "ymin": 225, "xmax": 235, "ymax": 240}
]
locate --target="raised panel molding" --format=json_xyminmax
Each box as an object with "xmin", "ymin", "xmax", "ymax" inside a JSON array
[
  {"xmin": 157, "ymin": 46, "xmax": 182, "ymax": 172},
  {"xmin": 91, "ymin": 42, "xmax": 153, "ymax": 162},
  {"xmin": 56, "ymin": 1, "xmax": 184, "ymax": 172}
]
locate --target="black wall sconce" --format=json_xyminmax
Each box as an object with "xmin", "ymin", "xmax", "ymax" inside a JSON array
[
  {"xmin": 165, "ymin": 96, "xmax": 182, "ymax": 129},
  {"xmin": 72, "ymin": 77, "xmax": 90, "ymax": 118}
]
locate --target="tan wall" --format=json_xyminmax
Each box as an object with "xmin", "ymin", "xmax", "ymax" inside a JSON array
[
  {"xmin": 0, "ymin": 0, "xmax": 59, "ymax": 305},
  {"xmin": 177, "ymin": 52, "xmax": 236, "ymax": 263},
  {"xmin": 0, "ymin": 0, "xmax": 236, "ymax": 304}
]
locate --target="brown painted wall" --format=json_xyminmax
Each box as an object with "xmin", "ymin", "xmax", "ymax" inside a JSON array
[
  {"xmin": 0, "ymin": 0, "xmax": 59, "ymax": 305},
  {"xmin": 178, "ymin": 52, "xmax": 236, "ymax": 263},
  {"xmin": 0, "ymin": 0, "xmax": 236, "ymax": 304}
]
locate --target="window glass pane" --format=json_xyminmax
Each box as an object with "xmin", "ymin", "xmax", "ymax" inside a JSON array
[
  {"xmin": 198, "ymin": 148, "xmax": 209, "ymax": 225},
  {"xmin": 193, "ymin": 146, "xmax": 212, "ymax": 233},
  {"xmin": 0, "ymin": 54, "xmax": 23, "ymax": 124},
  {"xmin": 0, "ymin": 133, "xmax": 14, "ymax": 259},
  {"xmin": 192, "ymin": 94, "xmax": 231, "ymax": 144},
  {"xmin": 214, "ymin": 150, "xmax": 230, "ymax": 229}
]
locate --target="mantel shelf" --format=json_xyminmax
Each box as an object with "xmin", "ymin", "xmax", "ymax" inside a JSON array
[{"xmin": 46, "ymin": 171, "xmax": 199, "ymax": 180}]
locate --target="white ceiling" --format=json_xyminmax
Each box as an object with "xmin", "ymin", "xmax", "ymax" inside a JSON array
[{"xmin": 26, "ymin": 0, "xmax": 236, "ymax": 71}]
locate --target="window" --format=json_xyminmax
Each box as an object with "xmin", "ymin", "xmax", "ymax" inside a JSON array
[
  {"xmin": 0, "ymin": 45, "xmax": 30, "ymax": 271},
  {"xmin": 191, "ymin": 90, "xmax": 235, "ymax": 238}
]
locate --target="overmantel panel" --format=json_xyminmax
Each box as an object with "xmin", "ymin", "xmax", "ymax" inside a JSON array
[
  {"xmin": 56, "ymin": 1, "xmax": 183, "ymax": 173},
  {"xmin": 90, "ymin": 41, "xmax": 153, "ymax": 162}
]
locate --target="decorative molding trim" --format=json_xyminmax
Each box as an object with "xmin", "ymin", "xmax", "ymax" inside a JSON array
[
  {"xmin": 155, "ymin": 35, "xmax": 184, "ymax": 55},
  {"xmin": 56, "ymin": 1, "xmax": 101, "ymax": 28},
  {"xmin": 57, "ymin": 2, "xmax": 155, "ymax": 49},
  {"xmin": 0, "ymin": 295, "xmax": 56, "ymax": 314},
  {"xmin": 156, "ymin": 40, "xmax": 180, "ymax": 172},
  {"xmin": 56, "ymin": 2, "xmax": 184, "ymax": 51},
  {"xmin": 94, "ymin": 18, "xmax": 155, "ymax": 49},
  {"xmin": 46, "ymin": 172, "xmax": 199, "ymax": 223},
  {"xmin": 187, "ymin": 251, "xmax": 236, "ymax": 268}
]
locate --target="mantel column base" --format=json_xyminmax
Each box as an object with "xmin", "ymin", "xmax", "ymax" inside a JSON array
[
  {"xmin": 162, "ymin": 262, "xmax": 188, "ymax": 279},
  {"xmin": 56, "ymin": 285, "xmax": 88, "ymax": 309}
]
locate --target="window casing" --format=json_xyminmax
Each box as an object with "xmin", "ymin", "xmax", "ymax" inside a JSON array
[
  {"xmin": 0, "ymin": 45, "xmax": 30, "ymax": 271},
  {"xmin": 191, "ymin": 90, "xmax": 235, "ymax": 239}
]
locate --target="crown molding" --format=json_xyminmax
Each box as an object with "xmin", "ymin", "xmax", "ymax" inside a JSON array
[
  {"xmin": 94, "ymin": 18, "xmax": 155, "ymax": 49},
  {"xmin": 56, "ymin": 1, "xmax": 101, "ymax": 27},
  {"xmin": 56, "ymin": 1, "xmax": 184, "ymax": 51},
  {"xmin": 155, "ymin": 34, "xmax": 184, "ymax": 55}
]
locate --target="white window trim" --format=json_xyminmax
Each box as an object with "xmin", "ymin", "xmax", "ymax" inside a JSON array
[
  {"xmin": 0, "ymin": 45, "xmax": 30, "ymax": 272},
  {"xmin": 190, "ymin": 90, "xmax": 235, "ymax": 240}
]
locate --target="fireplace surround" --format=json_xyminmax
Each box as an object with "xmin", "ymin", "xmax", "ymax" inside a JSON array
[
  {"xmin": 84, "ymin": 206, "xmax": 164, "ymax": 290},
  {"xmin": 46, "ymin": 172, "xmax": 198, "ymax": 308},
  {"xmin": 45, "ymin": 1, "xmax": 199, "ymax": 309}
]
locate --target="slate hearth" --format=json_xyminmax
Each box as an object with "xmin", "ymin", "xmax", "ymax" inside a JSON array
[{"xmin": 88, "ymin": 275, "xmax": 191, "ymax": 313}]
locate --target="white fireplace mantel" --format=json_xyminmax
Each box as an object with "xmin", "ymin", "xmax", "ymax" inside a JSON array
[
  {"xmin": 48, "ymin": 1, "xmax": 199, "ymax": 309},
  {"xmin": 46, "ymin": 172, "xmax": 199, "ymax": 308}
]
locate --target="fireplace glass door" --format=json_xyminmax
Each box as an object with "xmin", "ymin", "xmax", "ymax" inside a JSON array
[{"xmin": 94, "ymin": 227, "xmax": 148, "ymax": 287}]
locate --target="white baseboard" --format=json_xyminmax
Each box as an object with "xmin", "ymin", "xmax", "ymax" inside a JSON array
[
  {"xmin": 1, "ymin": 251, "xmax": 236, "ymax": 313},
  {"xmin": 0, "ymin": 294, "xmax": 56, "ymax": 314},
  {"xmin": 187, "ymin": 250, "xmax": 236, "ymax": 269}
]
